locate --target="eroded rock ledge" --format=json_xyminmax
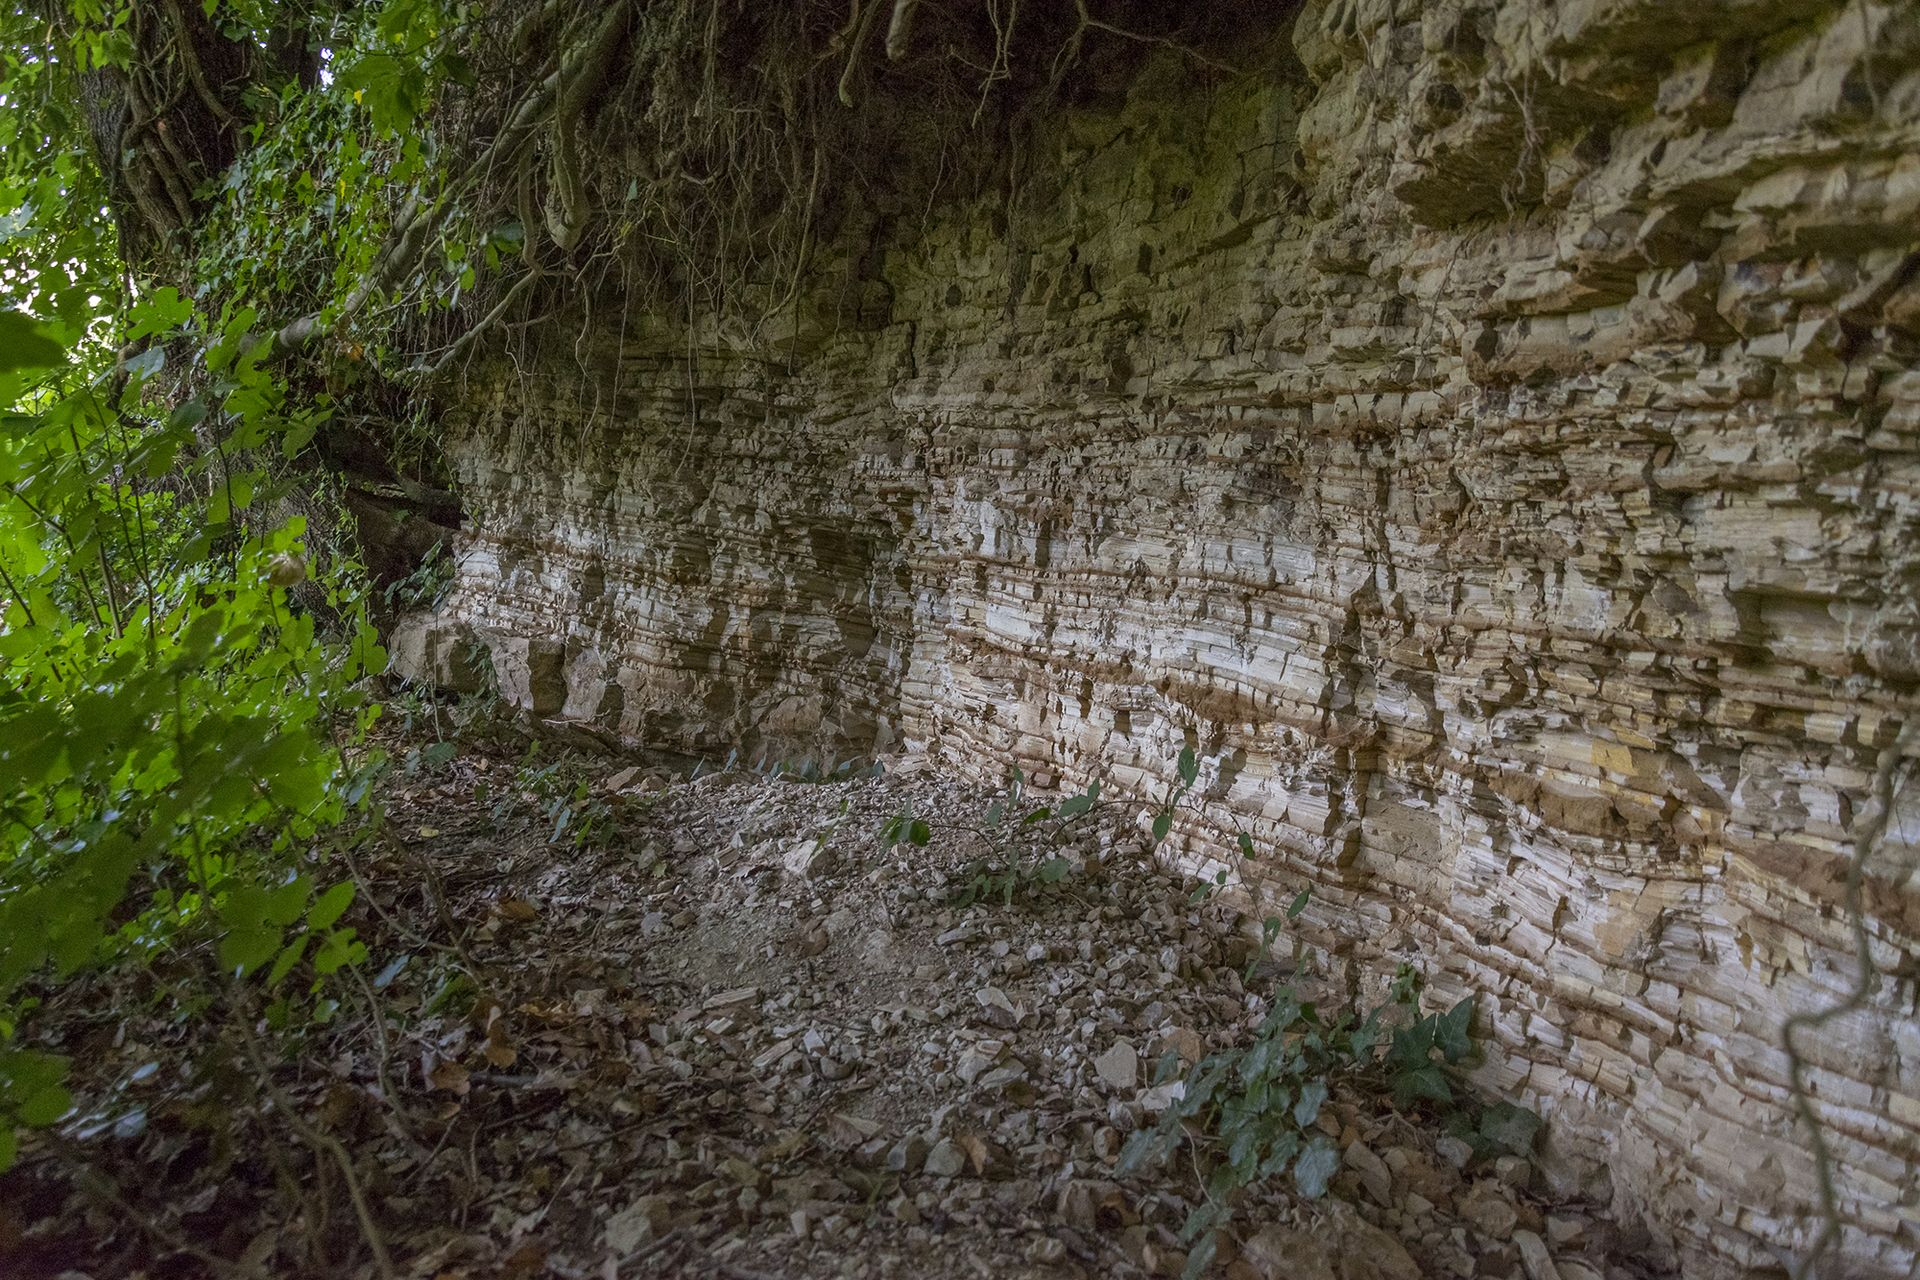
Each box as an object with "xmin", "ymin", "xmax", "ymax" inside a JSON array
[{"xmin": 392, "ymin": 1, "xmax": 1920, "ymax": 1274}]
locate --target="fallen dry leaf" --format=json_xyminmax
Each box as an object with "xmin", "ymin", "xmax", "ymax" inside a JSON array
[{"xmin": 426, "ymin": 1056, "xmax": 470, "ymax": 1095}]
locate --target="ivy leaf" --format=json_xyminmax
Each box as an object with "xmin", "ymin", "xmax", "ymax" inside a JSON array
[
  {"xmin": 1152, "ymin": 1048, "xmax": 1183, "ymax": 1086},
  {"xmin": 1257, "ymin": 1128, "xmax": 1301, "ymax": 1177},
  {"xmin": 1292, "ymin": 1077, "xmax": 1328, "ymax": 1129},
  {"xmin": 1181, "ymin": 1232, "xmax": 1220, "ymax": 1280},
  {"xmin": 1393, "ymin": 1064, "xmax": 1454, "ymax": 1108},
  {"xmin": 1293, "ymin": 1137, "xmax": 1341, "ymax": 1199},
  {"xmin": 1476, "ymin": 1102, "xmax": 1541, "ymax": 1156},
  {"xmin": 1116, "ymin": 1127, "xmax": 1161, "ymax": 1175},
  {"xmin": 1435, "ymin": 996, "xmax": 1475, "ymax": 1063}
]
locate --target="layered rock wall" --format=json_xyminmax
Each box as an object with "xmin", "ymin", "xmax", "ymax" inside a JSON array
[{"xmin": 396, "ymin": 1, "xmax": 1920, "ymax": 1273}]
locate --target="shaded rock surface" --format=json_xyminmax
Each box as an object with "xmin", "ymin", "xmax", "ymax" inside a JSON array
[{"xmin": 392, "ymin": 2, "xmax": 1920, "ymax": 1274}]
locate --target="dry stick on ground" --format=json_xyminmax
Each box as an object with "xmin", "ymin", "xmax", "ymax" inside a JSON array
[{"xmin": 1783, "ymin": 717, "xmax": 1914, "ymax": 1280}]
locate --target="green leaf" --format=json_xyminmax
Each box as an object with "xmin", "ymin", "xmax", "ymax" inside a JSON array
[
  {"xmin": 313, "ymin": 928, "xmax": 365, "ymax": 975},
  {"xmin": 263, "ymin": 876, "xmax": 310, "ymax": 927},
  {"xmin": 0, "ymin": 312, "xmax": 65, "ymax": 372},
  {"xmin": 1237, "ymin": 831, "xmax": 1254, "ymax": 858},
  {"xmin": 1182, "ymin": 1232, "xmax": 1220, "ymax": 1280},
  {"xmin": 125, "ymin": 286, "xmax": 193, "ymax": 341},
  {"xmin": 220, "ymin": 924, "xmax": 283, "ymax": 975},
  {"xmin": 266, "ymin": 934, "xmax": 310, "ymax": 987},
  {"xmin": 1151, "ymin": 809, "xmax": 1173, "ymax": 841},
  {"xmin": 1292, "ymin": 1077, "xmax": 1328, "ymax": 1129},
  {"xmin": 307, "ymin": 881, "xmax": 355, "ymax": 930},
  {"xmin": 1257, "ymin": 1128, "xmax": 1301, "ymax": 1177},
  {"xmin": 907, "ymin": 819, "xmax": 931, "ymax": 847},
  {"xmin": 1116, "ymin": 1127, "xmax": 1161, "ymax": 1176},
  {"xmin": 1293, "ymin": 1137, "xmax": 1340, "ymax": 1198},
  {"xmin": 17, "ymin": 1082, "xmax": 72, "ymax": 1127},
  {"xmin": 1286, "ymin": 888, "xmax": 1311, "ymax": 919},
  {"xmin": 1476, "ymin": 1101, "xmax": 1541, "ymax": 1156},
  {"xmin": 1177, "ymin": 746, "xmax": 1197, "ymax": 786},
  {"xmin": 1435, "ymin": 995, "xmax": 1475, "ymax": 1063},
  {"xmin": 1393, "ymin": 1064, "xmax": 1454, "ymax": 1108}
]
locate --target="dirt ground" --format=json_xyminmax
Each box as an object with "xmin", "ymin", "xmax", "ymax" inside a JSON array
[{"xmin": 0, "ymin": 737, "xmax": 1676, "ymax": 1280}]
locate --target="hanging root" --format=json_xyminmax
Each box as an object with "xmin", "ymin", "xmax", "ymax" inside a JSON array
[{"xmin": 885, "ymin": 0, "xmax": 922, "ymax": 60}]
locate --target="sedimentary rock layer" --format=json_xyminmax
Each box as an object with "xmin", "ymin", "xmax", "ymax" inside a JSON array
[{"xmin": 394, "ymin": 1, "xmax": 1920, "ymax": 1273}]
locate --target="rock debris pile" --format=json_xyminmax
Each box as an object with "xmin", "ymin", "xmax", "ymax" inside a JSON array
[{"xmin": 384, "ymin": 754, "xmax": 1672, "ymax": 1280}]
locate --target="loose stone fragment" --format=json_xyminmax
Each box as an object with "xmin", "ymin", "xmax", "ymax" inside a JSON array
[{"xmin": 1094, "ymin": 1038, "xmax": 1139, "ymax": 1091}]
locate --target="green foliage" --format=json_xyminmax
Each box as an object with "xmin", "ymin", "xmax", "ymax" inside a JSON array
[
  {"xmin": 1119, "ymin": 969, "xmax": 1538, "ymax": 1276},
  {"xmin": 488, "ymin": 747, "xmax": 617, "ymax": 851},
  {"xmin": 0, "ymin": 291, "xmax": 384, "ymax": 1163},
  {"xmin": 949, "ymin": 850, "xmax": 1074, "ymax": 908},
  {"xmin": 879, "ymin": 807, "xmax": 934, "ymax": 850},
  {"xmin": 1151, "ymin": 744, "xmax": 1200, "ymax": 844},
  {"xmin": 946, "ymin": 769, "xmax": 1102, "ymax": 907},
  {"xmin": 380, "ymin": 539, "xmax": 454, "ymax": 614}
]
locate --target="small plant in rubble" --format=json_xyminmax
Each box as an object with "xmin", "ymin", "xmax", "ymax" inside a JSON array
[
  {"xmin": 486, "ymin": 746, "xmax": 617, "ymax": 851},
  {"xmin": 1121, "ymin": 964, "xmax": 1539, "ymax": 1277},
  {"xmin": 935, "ymin": 768, "xmax": 1103, "ymax": 906}
]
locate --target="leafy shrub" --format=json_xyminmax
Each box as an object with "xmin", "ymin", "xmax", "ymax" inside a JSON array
[
  {"xmin": 1120, "ymin": 966, "xmax": 1537, "ymax": 1278},
  {"xmin": 0, "ymin": 298, "xmax": 385, "ymax": 1166}
]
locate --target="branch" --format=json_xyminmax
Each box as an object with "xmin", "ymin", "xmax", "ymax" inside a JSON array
[{"xmin": 269, "ymin": 2, "xmax": 634, "ymax": 360}]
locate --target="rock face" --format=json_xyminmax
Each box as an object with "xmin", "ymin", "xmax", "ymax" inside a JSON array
[{"xmin": 394, "ymin": 2, "xmax": 1920, "ymax": 1274}]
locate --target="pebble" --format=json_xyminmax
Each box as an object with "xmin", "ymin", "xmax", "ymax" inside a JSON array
[
  {"xmin": 1094, "ymin": 1038, "xmax": 1139, "ymax": 1090},
  {"xmin": 1512, "ymin": 1229, "xmax": 1561, "ymax": 1280},
  {"xmin": 1345, "ymin": 1141, "xmax": 1394, "ymax": 1206},
  {"xmin": 1459, "ymin": 1180, "xmax": 1520, "ymax": 1241},
  {"xmin": 924, "ymin": 1138, "xmax": 966, "ymax": 1178}
]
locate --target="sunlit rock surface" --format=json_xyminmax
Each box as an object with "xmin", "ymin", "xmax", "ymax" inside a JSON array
[{"xmin": 393, "ymin": 2, "xmax": 1920, "ymax": 1273}]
